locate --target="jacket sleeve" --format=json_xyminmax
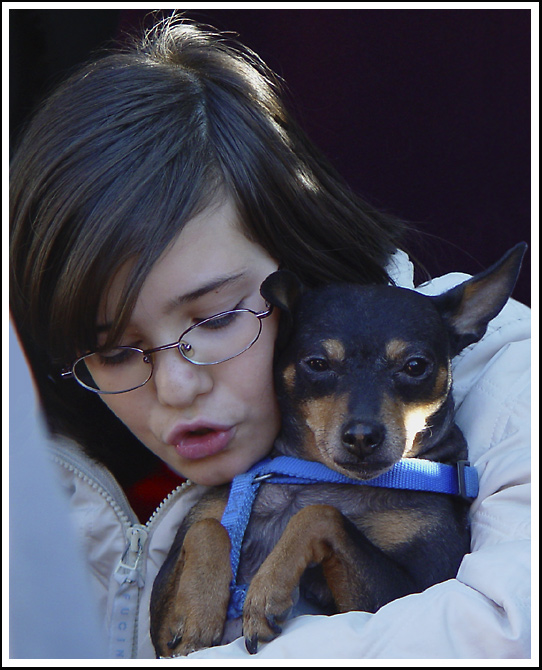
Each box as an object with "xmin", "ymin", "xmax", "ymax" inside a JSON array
[
  {"xmin": 9, "ymin": 323, "xmax": 109, "ymax": 659},
  {"xmin": 188, "ymin": 282, "xmax": 532, "ymax": 660}
]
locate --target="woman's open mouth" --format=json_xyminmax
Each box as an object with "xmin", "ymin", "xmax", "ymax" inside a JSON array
[{"xmin": 168, "ymin": 423, "xmax": 236, "ymax": 461}]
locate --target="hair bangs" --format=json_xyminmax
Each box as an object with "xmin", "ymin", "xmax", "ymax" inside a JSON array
[{"xmin": 50, "ymin": 153, "xmax": 224, "ymax": 364}]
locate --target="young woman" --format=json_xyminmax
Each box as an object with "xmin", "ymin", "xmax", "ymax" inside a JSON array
[{"xmin": 10, "ymin": 17, "xmax": 530, "ymax": 659}]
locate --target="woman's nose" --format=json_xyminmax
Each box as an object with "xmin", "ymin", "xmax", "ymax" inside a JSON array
[{"xmin": 151, "ymin": 348, "xmax": 214, "ymax": 407}]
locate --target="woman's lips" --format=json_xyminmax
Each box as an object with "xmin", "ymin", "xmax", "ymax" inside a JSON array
[{"xmin": 167, "ymin": 423, "xmax": 236, "ymax": 461}]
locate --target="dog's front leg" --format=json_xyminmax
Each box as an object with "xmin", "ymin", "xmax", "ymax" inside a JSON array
[
  {"xmin": 152, "ymin": 518, "xmax": 232, "ymax": 657},
  {"xmin": 242, "ymin": 503, "xmax": 367, "ymax": 654}
]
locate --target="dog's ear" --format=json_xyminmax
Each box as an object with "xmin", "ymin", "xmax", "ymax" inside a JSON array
[
  {"xmin": 260, "ymin": 270, "xmax": 305, "ymax": 353},
  {"xmin": 260, "ymin": 270, "xmax": 305, "ymax": 314},
  {"xmin": 431, "ymin": 243, "xmax": 527, "ymax": 355}
]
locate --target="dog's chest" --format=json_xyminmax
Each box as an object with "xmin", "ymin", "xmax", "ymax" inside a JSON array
[{"xmin": 236, "ymin": 481, "xmax": 425, "ymax": 584}]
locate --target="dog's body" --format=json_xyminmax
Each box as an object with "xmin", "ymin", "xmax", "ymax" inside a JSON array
[{"xmin": 150, "ymin": 244, "xmax": 525, "ymax": 657}]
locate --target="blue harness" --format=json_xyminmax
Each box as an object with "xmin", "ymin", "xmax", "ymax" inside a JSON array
[{"xmin": 220, "ymin": 455, "xmax": 478, "ymax": 619}]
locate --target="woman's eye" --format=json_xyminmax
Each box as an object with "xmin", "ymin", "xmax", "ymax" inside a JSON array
[
  {"xmin": 195, "ymin": 301, "xmax": 246, "ymax": 330},
  {"xmin": 198, "ymin": 310, "xmax": 240, "ymax": 330},
  {"xmin": 303, "ymin": 357, "xmax": 331, "ymax": 373},
  {"xmin": 402, "ymin": 357, "xmax": 429, "ymax": 377},
  {"xmin": 96, "ymin": 347, "xmax": 140, "ymax": 367}
]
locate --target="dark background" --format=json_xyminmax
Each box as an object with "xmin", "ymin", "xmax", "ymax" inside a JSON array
[{"xmin": 10, "ymin": 8, "xmax": 532, "ymax": 305}]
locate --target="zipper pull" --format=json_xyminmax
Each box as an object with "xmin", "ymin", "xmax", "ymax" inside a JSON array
[
  {"xmin": 109, "ymin": 525, "xmax": 148, "ymax": 658},
  {"xmin": 114, "ymin": 524, "xmax": 148, "ymax": 588}
]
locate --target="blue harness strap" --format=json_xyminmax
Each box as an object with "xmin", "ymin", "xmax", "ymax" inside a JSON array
[
  {"xmin": 220, "ymin": 455, "xmax": 478, "ymax": 618},
  {"xmin": 245, "ymin": 455, "xmax": 479, "ymax": 496},
  {"xmin": 220, "ymin": 459, "xmax": 274, "ymax": 618}
]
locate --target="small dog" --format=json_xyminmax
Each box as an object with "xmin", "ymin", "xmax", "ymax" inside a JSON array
[{"xmin": 150, "ymin": 244, "xmax": 525, "ymax": 657}]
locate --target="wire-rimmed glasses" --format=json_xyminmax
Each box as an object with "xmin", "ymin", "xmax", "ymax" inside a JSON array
[{"xmin": 61, "ymin": 304, "xmax": 273, "ymax": 394}]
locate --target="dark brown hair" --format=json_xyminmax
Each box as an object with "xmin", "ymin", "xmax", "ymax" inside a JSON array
[{"xmin": 10, "ymin": 16, "xmax": 406, "ymax": 479}]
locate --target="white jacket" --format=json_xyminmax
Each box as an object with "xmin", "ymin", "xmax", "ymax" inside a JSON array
[{"xmin": 45, "ymin": 251, "xmax": 532, "ymax": 659}]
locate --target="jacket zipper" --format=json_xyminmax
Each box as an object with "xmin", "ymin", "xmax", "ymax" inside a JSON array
[{"xmin": 49, "ymin": 441, "xmax": 192, "ymax": 658}]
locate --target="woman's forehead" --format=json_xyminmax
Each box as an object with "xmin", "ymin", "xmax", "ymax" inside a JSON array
[{"xmin": 98, "ymin": 196, "xmax": 277, "ymax": 329}]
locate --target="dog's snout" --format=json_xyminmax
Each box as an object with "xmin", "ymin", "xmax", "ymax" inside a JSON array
[{"xmin": 341, "ymin": 420, "xmax": 385, "ymax": 456}]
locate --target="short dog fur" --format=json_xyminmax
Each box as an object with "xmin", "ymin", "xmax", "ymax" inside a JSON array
[{"xmin": 150, "ymin": 244, "xmax": 525, "ymax": 657}]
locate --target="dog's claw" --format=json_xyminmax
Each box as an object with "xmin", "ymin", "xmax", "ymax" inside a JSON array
[
  {"xmin": 243, "ymin": 610, "xmax": 286, "ymax": 654},
  {"xmin": 245, "ymin": 635, "xmax": 259, "ymax": 655},
  {"xmin": 266, "ymin": 613, "xmax": 283, "ymax": 635},
  {"xmin": 167, "ymin": 632, "xmax": 182, "ymax": 650}
]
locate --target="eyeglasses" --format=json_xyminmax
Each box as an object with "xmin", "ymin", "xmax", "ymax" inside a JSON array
[{"xmin": 61, "ymin": 304, "xmax": 273, "ymax": 394}]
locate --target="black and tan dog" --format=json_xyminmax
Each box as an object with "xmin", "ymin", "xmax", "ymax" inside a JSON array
[{"xmin": 150, "ymin": 244, "xmax": 525, "ymax": 657}]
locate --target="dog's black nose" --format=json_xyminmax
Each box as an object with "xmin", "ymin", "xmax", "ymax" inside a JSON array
[{"xmin": 342, "ymin": 420, "xmax": 385, "ymax": 456}]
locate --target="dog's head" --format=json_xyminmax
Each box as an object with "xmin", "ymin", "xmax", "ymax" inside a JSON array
[{"xmin": 261, "ymin": 244, "xmax": 526, "ymax": 480}]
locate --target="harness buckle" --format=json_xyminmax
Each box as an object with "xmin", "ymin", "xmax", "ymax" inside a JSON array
[
  {"xmin": 253, "ymin": 473, "xmax": 274, "ymax": 484},
  {"xmin": 457, "ymin": 460, "xmax": 477, "ymax": 501}
]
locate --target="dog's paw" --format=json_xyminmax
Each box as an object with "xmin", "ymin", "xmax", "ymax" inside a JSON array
[
  {"xmin": 242, "ymin": 575, "xmax": 295, "ymax": 654},
  {"xmin": 156, "ymin": 600, "xmax": 227, "ymax": 657},
  {"xmin": 154, "ymin": 570, "xmax": 230, "ymax": 657},
  {"xmin": 152, "ymin": 518, "xmax": 233, "ymax": 657}
]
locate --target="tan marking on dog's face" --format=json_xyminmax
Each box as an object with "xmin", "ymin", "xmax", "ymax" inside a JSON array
[
  {"xmin": 360, "ymin": 508, "xmax": 437, "ymax": 552},
  {"xmin": 379, "ymin": 361, "xmax": 452, "ymax": 458},
  {"xmin": 385, "ymin": 338, "xmax": 409, "ymax": 361},
  {"xmin": 402, "ymin": 401, "xmax": 444, "ymax": 456},
  {"xmin": 282, "ymin": 363, "xmax": 296, "ymax": 393},
  {"xmin": 430, "ymin": 363, "xmax": 452, "ymax": 401},
  {"xmin": 300, "ymin": 394, "xmax": 350, "ymax": 465},
  {"xmin": 378, "ymin": 394, "xmax": 407, "ymax": 460},
  {"xmin": 402, "ymin": 364, "xmax": 451, "ymax": 456},
  {"xmin": 322, "ymin": 339, "xmax": 346, "ymax": 362}
]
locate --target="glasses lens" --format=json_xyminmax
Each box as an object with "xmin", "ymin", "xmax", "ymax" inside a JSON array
[
  {"xmin": 73, "ymin": 347, "xmax": 152, "ymax": 393},
  {"xmin": 179, "ymin": 310, "xmax": 263, "ymax": 365}
]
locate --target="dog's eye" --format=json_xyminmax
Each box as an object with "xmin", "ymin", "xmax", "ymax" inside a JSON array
[
  {"xmin": 402, "ymin": 357, "xmax": 429, "ymax": 377},
  {"xmin": 303, "ymin": 357, "xmax": 330, "ymax": 373}
]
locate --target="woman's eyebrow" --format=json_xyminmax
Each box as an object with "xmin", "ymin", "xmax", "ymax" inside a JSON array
[
  {"xmin": 163, "ymin": 271, "xmax": 247, "ymax": 314},
  {"xmin": 96, "ymin": 272, "xmax": 248, "ymax": 334}
]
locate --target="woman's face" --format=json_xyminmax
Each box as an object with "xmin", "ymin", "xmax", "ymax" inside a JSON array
[{"xmin": 98, "ymin": 197, "xmax": 281, "ymax": 485}]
